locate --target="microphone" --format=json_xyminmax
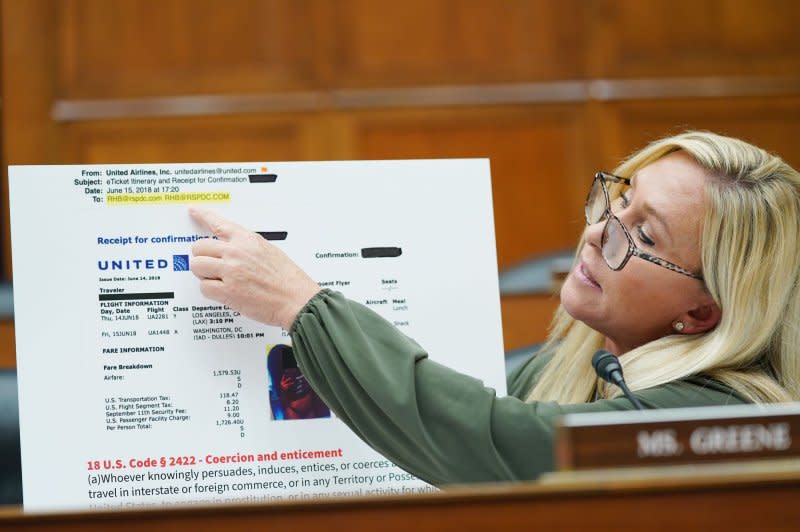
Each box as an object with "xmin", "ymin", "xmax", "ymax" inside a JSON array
[{"xmin": 592, "ymin": 350, "xmax": 645, "ymax": 410}]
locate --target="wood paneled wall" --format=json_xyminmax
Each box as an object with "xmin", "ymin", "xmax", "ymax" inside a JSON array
[{"xmin": 2, "ymin": 0, "xmax": 800, "ymax": 365}]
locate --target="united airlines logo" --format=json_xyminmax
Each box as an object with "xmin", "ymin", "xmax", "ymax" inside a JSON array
[
  {"xmin": 173, "ymin": 255, "xmax": 190, "ymax": 271},
  {"xmin": 97, "ymin": 256, "xmax": 191, "ymax": 272},
  {"xmin": 98, "ymin": 258, "xmax": 169, "ymax": 271}
]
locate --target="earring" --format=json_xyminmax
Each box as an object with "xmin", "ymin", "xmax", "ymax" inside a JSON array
[{"xmin": 674, "ymin": 321, "xmax": 685, "ymax": 332}]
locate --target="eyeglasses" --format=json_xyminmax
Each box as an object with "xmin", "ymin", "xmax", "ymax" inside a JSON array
[{"xmin": 585, "ymin": 171, "xmax": 704, "ymax": 280}]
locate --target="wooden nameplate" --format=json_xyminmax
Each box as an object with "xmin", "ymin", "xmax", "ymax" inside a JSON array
[{"xmin": 555, "ymin": 403, "xmax": 800, "ymax": 470}]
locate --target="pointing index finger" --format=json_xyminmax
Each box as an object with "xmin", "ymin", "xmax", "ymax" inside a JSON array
[{"xmin": 189, "ymin": 207, "xmax": 239, "ymax": 240}]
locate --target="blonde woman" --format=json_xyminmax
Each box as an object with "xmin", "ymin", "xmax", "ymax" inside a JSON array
[{"xmin": 189, "ymin": 131, "xmax": 800, "ymax": 483}]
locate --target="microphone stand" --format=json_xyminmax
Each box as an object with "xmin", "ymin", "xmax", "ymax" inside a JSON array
[{"xmin": 592, "ymin": 350, "xmax": 645, "ymax": 410}]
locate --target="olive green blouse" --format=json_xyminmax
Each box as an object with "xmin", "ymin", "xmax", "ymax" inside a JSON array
[{"xmin": 290, "ymin": 289, "xmax": 747, "ymax": 485}]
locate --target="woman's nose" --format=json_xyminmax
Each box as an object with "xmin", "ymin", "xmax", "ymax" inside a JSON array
[{"xmin": 584, "ymin": 217, "xmax": 605, "ymax": 250}]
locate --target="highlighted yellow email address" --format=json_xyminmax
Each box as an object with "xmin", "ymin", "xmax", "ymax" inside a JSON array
[{"xmin": 106, "ymin": 192, "xmax": 231, "ymax": 205}]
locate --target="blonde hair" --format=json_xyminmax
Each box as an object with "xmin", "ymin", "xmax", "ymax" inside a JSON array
[{"xmin": 527, "ymin": 131, "xmax": 800, "ymax": 404}]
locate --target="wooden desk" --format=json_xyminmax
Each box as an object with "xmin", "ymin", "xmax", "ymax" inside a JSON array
[{"xmin": 2, "ymin": 461, "xmax": 798, "ymax": 531}]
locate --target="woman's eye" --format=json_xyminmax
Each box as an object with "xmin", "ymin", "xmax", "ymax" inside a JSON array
[
  {"xmin": 637, "ymin": 227, "xmax": 655, "ymax": 246},
  {"xmin": 610, "ymin": 193, "xmax": 630, "ymax": 213}
]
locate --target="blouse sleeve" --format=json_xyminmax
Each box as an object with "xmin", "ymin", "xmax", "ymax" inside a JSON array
[{"xmin": 289, "ymin": 290, "xmax": 744, "ymax": 485}]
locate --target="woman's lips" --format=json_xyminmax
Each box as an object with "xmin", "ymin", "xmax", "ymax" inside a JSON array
[{"xmin": 574, "ymin": 261, "xmax": 601, "ymax": 290}]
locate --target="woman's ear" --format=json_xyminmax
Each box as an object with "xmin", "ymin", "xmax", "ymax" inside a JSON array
[{"xmin": 677, "ymin": 302, "xmax": 722, "ymax": 334}]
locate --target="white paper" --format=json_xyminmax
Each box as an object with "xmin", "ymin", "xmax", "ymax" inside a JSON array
[{"xmin": 9, "ymin": 160, "xmax": 506, "ymax": 512}]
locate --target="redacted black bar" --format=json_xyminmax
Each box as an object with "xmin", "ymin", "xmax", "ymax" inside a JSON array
[
  {"xmin": 257, "ymin": 231, "xmax": 288, "ymax": 241},
  {"xmin": 361, "ymin": 247, "xmax": 403, "ymax": 258},
  {"xmin": 99, "ymin": 292, "xmax": 175, "ymax": 301},
  {"xmin": 248, "ymin": 174, "xmax": 278, "ymax": 183}
]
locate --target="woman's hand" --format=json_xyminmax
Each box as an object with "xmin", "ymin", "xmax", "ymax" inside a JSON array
[{"xmin": 188, "ymin": 207, "xmax": 321, "ymax": 330}]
